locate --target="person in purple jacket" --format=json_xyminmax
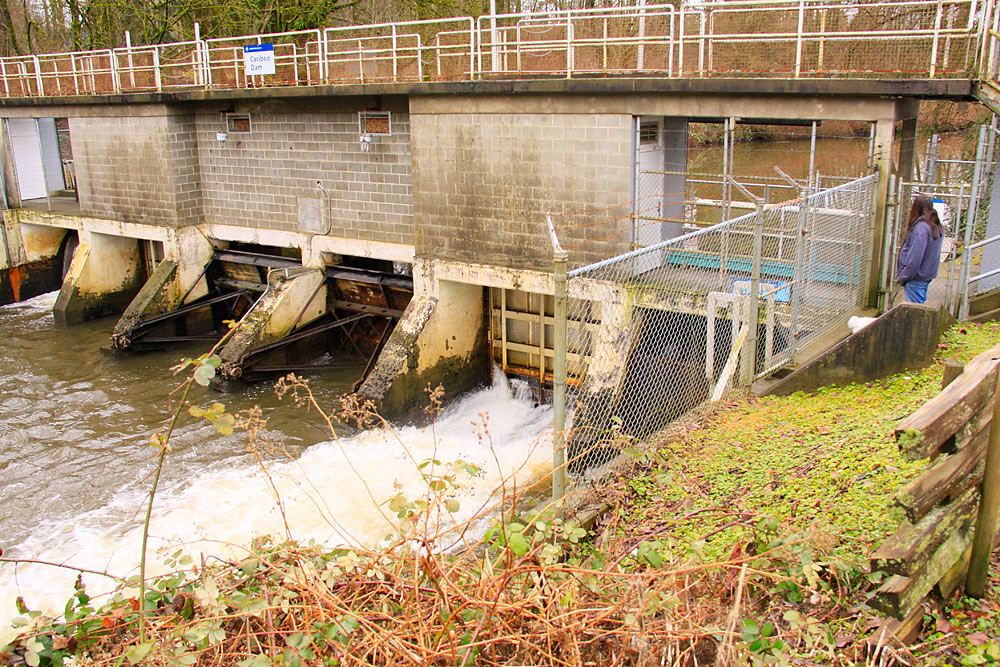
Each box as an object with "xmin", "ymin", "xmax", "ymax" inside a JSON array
[{"xmin": 896, "ymin": 194, "xmax": 945, "ymax": 304}]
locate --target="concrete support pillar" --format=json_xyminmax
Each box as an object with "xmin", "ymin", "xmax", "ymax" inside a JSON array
[
  {"xmin": 357, "ymin": 260, "xmax": 490, "ymax": 421},
  {"xmin": 217, "ymin": 266, "xmax": 327, "ymax": 381},
  {"xmin": 0, "ymin": 217, "xmax": 68, "ymax": 304},
  {"xmin": 565, "ymin": 279, "xmax": 633, "ymax": 471},
  {"xmin": 110, "ymin": 227, "xmax": 214, "ymax": 349},
  {"xmin": 869, "ymin": 117, "xmax": 896, "ymax": 309},
  {"xmin": 53, "ymin": 230, "xmax": 143, "ymax": 327}
]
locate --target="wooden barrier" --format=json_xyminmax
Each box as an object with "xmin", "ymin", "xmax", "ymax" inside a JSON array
[{"xmin": 870, "ymin": 343, "xmax": 1000, "ymax": 633}]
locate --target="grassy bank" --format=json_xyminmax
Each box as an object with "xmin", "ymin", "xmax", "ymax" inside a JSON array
[{"xmin": 3, "ymin": 324, "xmax": 1000, "ymax": 666}]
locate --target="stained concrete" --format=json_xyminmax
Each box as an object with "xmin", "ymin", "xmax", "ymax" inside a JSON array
[
  {"xmin": 54, "ymin": 231, "xmax": 144, "ymax": 326},
  {"xmin": 763, "ymin": 302, "xmax": 955, "ymax": 396}
]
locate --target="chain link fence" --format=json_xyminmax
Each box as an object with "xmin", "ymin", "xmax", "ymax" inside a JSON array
[{"xmin": 553, "ymin": 173, "xmax": 877, "ymax": 479}]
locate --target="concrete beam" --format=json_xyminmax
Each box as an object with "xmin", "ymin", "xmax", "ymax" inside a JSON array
[
  {"xmin": 411, "ymin": 92, "xmax": 901, "ymax": 123},
  {"xmin": 53, "ymin": 230, "xmax": 143, "ymax": 326},
  {"xmin": 0, "ymin": 77, "xmax": 975, "ymax": 112}
]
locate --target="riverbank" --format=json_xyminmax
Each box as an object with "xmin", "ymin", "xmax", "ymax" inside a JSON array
[{"xmin": 3, "ymin": 323, "xmax": 1000, "ymax": 666}]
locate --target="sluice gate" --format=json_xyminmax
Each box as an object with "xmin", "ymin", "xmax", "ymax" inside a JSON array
[{"xmin": 111, "ymin": 244, "xmax": 413, "ymax": 386}]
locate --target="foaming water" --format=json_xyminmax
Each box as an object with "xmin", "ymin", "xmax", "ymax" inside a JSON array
[{"xmin": 0, "ymin": 293, "xmax": 550, "ymax": 625}]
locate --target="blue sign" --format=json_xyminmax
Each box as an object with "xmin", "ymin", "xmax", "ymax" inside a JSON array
[{"xmin": 244, "ymin": 43, "xmax": 275, "ymax": 76}]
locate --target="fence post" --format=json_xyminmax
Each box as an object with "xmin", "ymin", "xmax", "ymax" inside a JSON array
[
  {"xmin": 549, "ymin": 214, "xmax": 568, "ymax": 502},
  {"xmin": 794, "ymin": 0, "xmax": 805, "ymax": 78},
  {"xmin": 790, "ymin": 188, "xmax": 808, "ymax": 361},
  {"xmin": 743, "ymin": 201, "xmax": 764, "ymax": 385},
  {"xmin": 967, "ymin": 365, "xmax": 1000, "ymax": 596},
  {"xmin": 960, "ymin": 125, "xmax": 988, "ymax": 321}
]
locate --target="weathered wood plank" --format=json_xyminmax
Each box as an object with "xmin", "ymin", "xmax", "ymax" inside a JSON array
[
  {"xmin": 872, "ymin": 528, "xmax": 974, "ymax": 620},
  {"xmin": 936, "ymin": 542, "xmax": 973, "ymax": 600},
  {"xmin": 943, "ymin": 359, "xmax": 965, "ymax": 390},
  {"xmin": 866, "ymin": 604, "xmax": 925, "ymax": 651},
  {"xmin": 894, "ymin": 433, "xmax": 988, "ymax": 523},
  {"xmin": 874, "ymin": 487, "xmax": 979, "ymax": 575},
  {"xmin": 896, "ymin": 346, "xmax": 1000, "ymax": 460}
]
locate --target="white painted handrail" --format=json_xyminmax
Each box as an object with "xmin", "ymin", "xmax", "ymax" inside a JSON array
[{"xmin": 0, "ymin": 0, "xmax": 985, "ymax": 98}]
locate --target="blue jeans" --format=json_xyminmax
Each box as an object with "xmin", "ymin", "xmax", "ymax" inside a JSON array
[{"xmin": 902, "ymin": 280, "xmax": 930, "ymax": 304}]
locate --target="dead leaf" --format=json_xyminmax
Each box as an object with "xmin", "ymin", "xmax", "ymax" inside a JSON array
[
  {"xmin": 969, "ymin": 632, "xmax": 990, "ymax": 646},
  {"xmin": 935, "ymin": 619, "xmax": 954, "ymax": 634},
  {"xmin": 835, "ymin": 634, "xmax": 852, "ymax": 648},
  {"xmin": 101, "ymin": 616, "xmax": 116, "ymax": 629}
]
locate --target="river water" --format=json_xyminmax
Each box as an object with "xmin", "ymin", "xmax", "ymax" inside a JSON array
[{"xmin": 0, "ymin": 292, "xmax": 552, "ymax": 625}]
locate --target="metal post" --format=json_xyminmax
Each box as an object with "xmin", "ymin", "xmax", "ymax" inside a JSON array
[
  {"xmin": 744, "ymin": 201, "xmax": 764, "ymax": 385},
  {"xmin": 194, "ymin": 22, "xmax": 202, "ymax": 86},
  {"xmin": 153, "ymin": 47, "xmax": 162, "ymax": 91},
  {"xmin": 947, "ymin": 183, "xmax": 967, "ymax": 315},
  {"xmin": 967, "ymin": 366, "xmax": 1000, "ymax": 597},
  {"xmin": 960, "ymin": 125, "xmax": 988, "ymax": 321},
  {"xmin": 930, "ymin": 0, "xmax": 944, "ymax": 77},
  {"xmin": 790, "ymin": 186, "xmax": 808, "ymax": 361},
  {"xmin": 392, "ymin": 24, "xmax": 398, "ymax": 81},
  {"xmin": 794, "ymin": 0, "xmax": 805, "ymax": 77},
  {"xmin": 880, "ymin": 174, "xmax": 899, "ymax": 306},
  {"xmin": 637, "ymin": 0, "xmax": 647, "ymax": 71},
  {"xmin": 490, "ymin": 0, "xmax": 500, "ymax": 73},
  {"xmin": 549, "ymin": 214, "xmax": 568, "ymax": 502}
]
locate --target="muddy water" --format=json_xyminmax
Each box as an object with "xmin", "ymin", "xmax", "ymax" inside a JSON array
[{"xmin": 0, "ymin": 292, "xmax": 552, "ymax": 625}]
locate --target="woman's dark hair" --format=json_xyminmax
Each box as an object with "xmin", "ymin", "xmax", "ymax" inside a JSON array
[{"xmin": 907, "ymin": 194, "xmax": 943, "ymax": 240}]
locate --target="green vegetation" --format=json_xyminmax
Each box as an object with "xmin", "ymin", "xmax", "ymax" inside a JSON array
[{"xmin": 3, "ymin": 322, "xmax": 1000, "ymax": 665}]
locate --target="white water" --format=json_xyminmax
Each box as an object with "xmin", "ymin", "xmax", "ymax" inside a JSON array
[{"xmin": 0, "ymin": 293, "xmax": 552, "ymax": 626}]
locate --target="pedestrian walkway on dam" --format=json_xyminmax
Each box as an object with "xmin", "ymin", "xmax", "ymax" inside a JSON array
[{"xmin": 0, "ymin": 0, "xmax": 996, "ymax": 109}]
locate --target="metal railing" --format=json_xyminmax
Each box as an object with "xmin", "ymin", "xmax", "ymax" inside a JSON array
[{"xmin": 0, "ymin": 0, "xmax": 989, "ymax": 99}]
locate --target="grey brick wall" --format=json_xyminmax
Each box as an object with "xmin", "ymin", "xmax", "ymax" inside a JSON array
[
  {"xmin": 195, "ymin": 110, "xmax": 413, "ymax": 244},
  {"xmin": 168, "ymin": 115, "xmax": 203, "ymax": 227},
  {"xmin": 70, "ymin": 115, "xmax": 183, "ymax": 225},
  {"xmin": 410, "ymin": 113, "xmax": 633, "ymax": 271}
]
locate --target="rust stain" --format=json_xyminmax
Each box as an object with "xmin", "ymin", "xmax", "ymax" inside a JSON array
[{"xmin": 8, "ymin": 265, "xmax": 26, "ymax": 302}]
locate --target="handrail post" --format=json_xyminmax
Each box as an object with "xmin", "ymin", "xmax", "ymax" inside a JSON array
[
  {"xmin": 794, "ymin": 0, "xmax": 805, "ymax": 77},
  {"xmin": 677, "ymin": 2, "xmax": 685, "ymax": 76},
  {"xmin": 549, "ymin": 214, "xmax": 568, "ymax": 502},
  {"xmin": 743, "ymin": 200, "xmax": 764, "ymax": 385},
  {"xmin": 32, "ymin": 55, "xmax": 43, "ymax": 95},
  {"xmin": 930, "ymin": 0, "xmax": 944, "ymax": 77},
  {"xmin": 391, "ymin": 24, "xmax": 398, "ymax": 81},
  {"xmin": 153, "ymin": 47, "xmax": 162, "ymax": 91},
  {"xmin": 967, "ymin": 364, "xmax": 1000, "ymax": 596}
]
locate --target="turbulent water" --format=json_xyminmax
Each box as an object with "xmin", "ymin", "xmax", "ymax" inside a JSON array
[{"xmin": 0, "ymin": 292, "xmax": 552, "ymax": 625}]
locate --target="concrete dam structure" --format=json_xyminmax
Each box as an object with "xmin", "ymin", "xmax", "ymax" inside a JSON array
[{"xmin": 0, "ymin": 1, "xmax": 994, "ymax": 431}]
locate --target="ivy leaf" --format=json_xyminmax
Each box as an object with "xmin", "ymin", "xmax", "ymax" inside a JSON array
[
  {"xmin": 444, "ymin": 499, "xmax": 460, "ymax": 513},
  {"xmin": 507, "ymin": 531, "xmax": 529, "ymax": 556}
]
